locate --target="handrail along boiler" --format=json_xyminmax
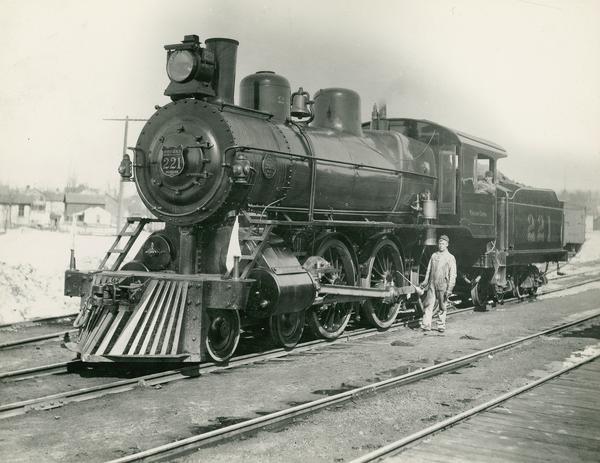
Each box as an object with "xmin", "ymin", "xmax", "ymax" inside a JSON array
[{"xmin": 64, "ymin": 35, "xmax": 569, "ymax": 363}]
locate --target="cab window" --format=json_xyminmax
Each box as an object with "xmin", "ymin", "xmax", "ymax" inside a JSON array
[
  {"xmin": 438, "ymin": 145, "xmax": 457, "ymax": 213},
  {"xmin": 475, "ymin": 155, "xmax": 496, "ymax": 195},
  {"xmin": 476, "ymin": 156, "xmax": 494, "ymax": 179}
]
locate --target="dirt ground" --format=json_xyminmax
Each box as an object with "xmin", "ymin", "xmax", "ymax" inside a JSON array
[{"xmin": 1, "ymin": 285, "xmax": 599, "ymax": 462}]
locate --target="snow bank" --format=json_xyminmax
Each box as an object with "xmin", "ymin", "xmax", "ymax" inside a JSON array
[
  {"xmin": 0, "ymin": 228, "xmax": 147, "ymax": 324},
  {"xmin": 570, "ymin": 230, "xmax": 600, "ymax": 265}
]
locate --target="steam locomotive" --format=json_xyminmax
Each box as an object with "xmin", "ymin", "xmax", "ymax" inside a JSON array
[{"xmin": 64, "ymin": 35, "xmax": 569, "ymax": 363}]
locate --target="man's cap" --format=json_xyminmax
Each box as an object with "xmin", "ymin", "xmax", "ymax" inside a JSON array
[
  {"xmin": 439, "ymin": 234, "xmax": 450, "ymax": 243},
  {"xmin": 485, "ymin": 170, "xmax": 493, "ymax": 177}
]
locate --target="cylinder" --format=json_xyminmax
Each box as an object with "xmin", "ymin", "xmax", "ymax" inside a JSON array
[
  {"xmin": 240, "ymin": 71, "xmax": 291, "ymax": 122},
  {"xmin": 311, "ymin": 88, "xmax": 363, "ymax": 136},
  {"xmin": 248, "ymin": 268, "xmax": 315, "ymax": 315},
  {"xmin": 205, "ymin": 38, "xmax": 239, "ymax": 104},
  {"xmin": 422, "ymin": 200, "xmax": 437, "ymax": 220}
]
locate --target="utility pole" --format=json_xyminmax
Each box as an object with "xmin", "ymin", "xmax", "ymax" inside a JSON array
[{"xmin": 103, "ymin": 116, "xmax": 147, "ymax": 233}]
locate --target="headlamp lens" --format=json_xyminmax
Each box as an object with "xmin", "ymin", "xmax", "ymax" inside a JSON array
[{"xmin": 166, "ymin": 50, "xmax": 195, "ymax": 82}]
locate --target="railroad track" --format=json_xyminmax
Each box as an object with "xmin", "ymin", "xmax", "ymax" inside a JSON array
[
  {"xmin": 1, "ymin": 270, "xmax": 598, "ymax": 353},
  {"xmin": 103, "ymin": 310, "xmax": 600, "ymax": 463},
  {"xmin": 2, "ymin": 274, "xmax": 600, "ymax": 419},
  {"xmin": 550, "ymin": 269, "xmax": 599, "ymax": 280},
  {"xmin": 0, "ymin": 361, "xmax": 77, "ymax": 382},
  {"xmin": 0, "ymin": 313, "xmax": 77, "ymax": 350},
  {"xmin": 0, "ymin": 307, "xmax": 471, "ymax": 420},
  {"xmin": 538, "ymin": 275, "xmax": 600, "ymax": 298},
  {"xmin": 349, "ymin": 352, "xmax": 600, "ymax": 463},
  {"xmin": 0, "ymin": 329, "xmax": 77, "ymax": 350},
  {"xmin": 0, "ymin": 313, "xmax": 77, "ymax": 330}
]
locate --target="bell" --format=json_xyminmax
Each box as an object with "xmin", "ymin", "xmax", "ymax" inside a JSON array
[{"xmin": 290, "ymin": 87, "xmax": 312, "ymax": 119}]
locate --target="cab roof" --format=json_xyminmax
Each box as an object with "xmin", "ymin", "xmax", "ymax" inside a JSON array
[{"xmin": 382, "ymin": 118, "xmax": 508, "ymax": 160}]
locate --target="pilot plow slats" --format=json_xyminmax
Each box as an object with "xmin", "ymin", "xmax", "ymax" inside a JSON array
[
  {"xmin": 150, "ymin": 281, "xmax": 178, "ymax": 355},
  {"xmin": 79, "ymin": 280, "xmax": 191, "ymax": 358},
  {"xmin": 82, "ymin": 310, "xmax": 114, "ymax": 354},
  {"xmin": 170, "ymin": 282, "xmax": 189, "ymax": 355},
  {"xmin": 74, "ymin": 277, "xmax": 195, "ymax": 359},
  {"xmin": 138, "ymin": 281, "xmax": 173, "ymax": 355},
  {"xmin": 126, "ymin": 281, "xmax": 166, "ymax": 355},
  {"xmin": 160, "ymin": 283, "xmax": 185, "ymax": 355},
  {"xmin": 108, "ymin": 280, "xmax": 159, "ymax": 355},
  {"xmin": 94, "ymin": 309, "xmax": 126, "ymax": 355}
]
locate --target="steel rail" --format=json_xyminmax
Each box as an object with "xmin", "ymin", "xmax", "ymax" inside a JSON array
[
  {"xmin": 0, "ymin": 330, "xmax": 77, "ymax": 350},
  {"xmin": 349, "ymin": 353, "xmax": 600, "ymax": 463},
  {"xmin": 2, "ymin": 275, "xmax": 599, "ymax": 417},
  {"xmin": 0, "ymin": 361, "xmax": 78, "ymax": 381},
  {"xmin": 547, "ymin": 268, "xmax": 600, "ymax": 282},
  {"xmin": 539, "ymin": 275, "xmax": 600, "ymax": 297},
  {"xmin": 0, "ymin": 313, "xmax": 77, "ymax": 329},
  {"xmin": 104, "ymin": 310, "xmax": 600, "ymax": 463}
]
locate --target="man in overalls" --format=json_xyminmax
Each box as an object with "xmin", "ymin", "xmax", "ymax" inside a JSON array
[{"xmin": 419, "ymin": 235, "xmax": 457, "ymax": 333}]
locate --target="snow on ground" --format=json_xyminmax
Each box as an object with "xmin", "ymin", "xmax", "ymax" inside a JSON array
[
  {"xmin": 541, "ymin": 230, "xmax": 600, "ymax": 300},
  {"xmin": 569, "ymin": 230, "xmax": 600, "ymax": 265},
  {"xmin": 0, "ymin": 228, "xmax": 148, "ymax": 324},
  {"xmin": 546, "ymin": 230, "xmax": 600, "ymax": 278}
]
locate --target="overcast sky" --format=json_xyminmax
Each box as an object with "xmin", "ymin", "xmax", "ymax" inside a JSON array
[{"xmin": 0, "ymin": 0, "xmax": 598, "ymax": 193}]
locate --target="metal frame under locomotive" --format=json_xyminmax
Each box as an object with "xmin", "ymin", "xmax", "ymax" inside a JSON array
[{"xmin": 63, "ymin": 35, "xmax": 569, "ymax": 365}]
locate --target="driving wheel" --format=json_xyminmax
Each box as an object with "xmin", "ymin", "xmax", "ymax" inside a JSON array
[
  {"xmin": 307, "ymin": 238, "xmax": 357, "ymax": 340},
  {"xmin": 361, "ymin": 239, "xmax": 403, "ymax": 330}
]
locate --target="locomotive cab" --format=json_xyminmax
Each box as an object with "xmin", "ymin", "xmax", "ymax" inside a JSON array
[{"xmin": 384, "ymin": 119, "xmax": 504, "ymax": 238}]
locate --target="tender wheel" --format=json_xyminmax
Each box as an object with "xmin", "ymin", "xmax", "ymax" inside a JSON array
[
  {"xmin": 361, "ymin": 239, "xmax": 403, "ymax": 330},
  {"xmin": 205, "ymin": 309, "xmax": 241, "ymax": 363},
  {"xmin": 269, "ymin": 311, "xmax": 305, "ymax": 349},
  {"xmin": 495, "ymin": 285, "xmax": 507, "ymax": 305},
  {"xmin": 512, "ymin": 272, "xmax": 525, "ymax": 300},
  {"xmin": 513, "ymin": 266, "xmax": 541, "ymax": 300},
  {"xmin": 471, "ymin": 278, "xmax": 489, "ymax": 310},
  {"xmin": 527, "ymin": 266, "xmax": 542, "ymax": 297},
  {"xmin": 308, "ymin": 238, "xmax": 356, "ymax": 340}
]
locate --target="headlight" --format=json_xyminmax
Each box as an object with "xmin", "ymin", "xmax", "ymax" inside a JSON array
[{"xmin": 166, "ymin": 50, "xmax": 196, "ymax": 82}]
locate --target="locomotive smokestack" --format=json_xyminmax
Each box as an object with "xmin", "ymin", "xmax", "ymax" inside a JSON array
[{"xmin": 205, "ymin": 38, "xmax": 239, "ymax": 105}]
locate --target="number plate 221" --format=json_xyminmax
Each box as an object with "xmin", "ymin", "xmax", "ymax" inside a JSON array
[{"xmin": 160, "ymin": 146, "xmax": 185, "ymax": 177}]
